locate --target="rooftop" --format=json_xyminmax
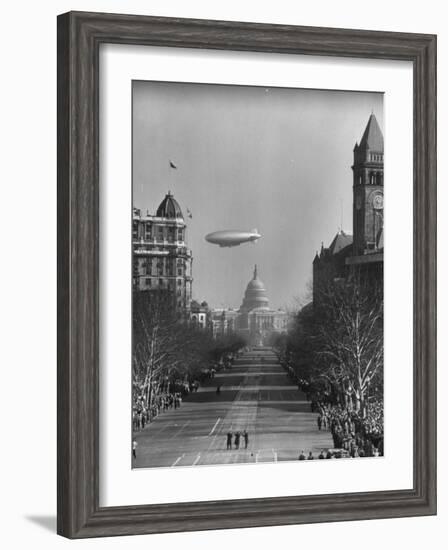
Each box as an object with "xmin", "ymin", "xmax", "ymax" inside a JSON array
[{"xmin": 358, "ymin": 113, "xmax": 384, "ymax": 153}]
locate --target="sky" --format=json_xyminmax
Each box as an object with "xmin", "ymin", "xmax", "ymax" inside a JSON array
[{"xmin": 133, "ymin": 81, "xmax": 383, "ymax": 311}]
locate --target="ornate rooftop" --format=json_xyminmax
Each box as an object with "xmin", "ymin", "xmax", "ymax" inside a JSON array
[
  {"xmin": 156, "ymin": 191, "xmax": 184, "ymax": 219},
  {"xmin": 240, "ymin": 265, "xmax": 270, "ymax": 312}
]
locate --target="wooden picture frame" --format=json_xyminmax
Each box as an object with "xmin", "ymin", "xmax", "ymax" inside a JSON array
[{"xmin": 57, "ymin": 11, "xmax": 437, "ymax": 538}]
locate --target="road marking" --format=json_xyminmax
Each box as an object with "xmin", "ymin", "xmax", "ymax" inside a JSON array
[
  {"xmin": 170, "ymin": 420, "xmax": 190, "ymax": 439},
  {"xmin": 193, "ymin": 453, "xmax": 201, "ymax": 466},
  {"xmin": 209, "ymin": 417, "xmax": 221, "ymax": 436},
  {"xmin": 171, "ymin": 454, "xmax": 184, "ymax": 467}
]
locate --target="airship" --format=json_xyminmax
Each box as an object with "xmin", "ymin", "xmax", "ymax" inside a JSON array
[{"xmin": 205, "ymin": 229, "xmax": 261, "ymax": 248}]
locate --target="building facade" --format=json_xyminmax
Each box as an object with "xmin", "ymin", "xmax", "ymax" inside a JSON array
[
  {"xmin": 133, "ymin": 192, "xmax": 193, "ymax": 312},
  {"xmin": 210, "ymin": 308, "xmax": 240, "ymax": 339},
  {"xmin": 313, "ymin": 114, "xmax": 384, "ymax": 298},
  {"xmin": 352, "ymin": 113, "xmax": 384, "ymax": 256},
  {"xmin": 190, "ymin": 300, "xmax": 210, "ymax": 330}
]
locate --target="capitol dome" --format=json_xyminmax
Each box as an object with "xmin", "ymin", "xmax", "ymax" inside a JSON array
[
  {"xmin": 156, "ymin": 191, "xmax": 184, "ymax": 219},
  {"xmin": 240, "ymin": 265, "xmax": 270, "ymax": 312}
]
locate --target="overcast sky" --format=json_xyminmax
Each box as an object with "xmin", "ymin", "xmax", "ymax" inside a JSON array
[{"xmin": 133, "ymin": 81, "xmax": 383, "ymax": 310}]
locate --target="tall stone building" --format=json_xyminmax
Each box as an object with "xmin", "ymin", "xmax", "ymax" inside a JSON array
[
  {"xmin": 313, "ymin": 114, "xmax": 384, "ymax": 298},
  {"xmin": 133, "ymin": 192, "xmax": 193, "ymax": 312},
  {"xmin": 352, "ymin": 113, "xmax": 384, "ymax": 255}
]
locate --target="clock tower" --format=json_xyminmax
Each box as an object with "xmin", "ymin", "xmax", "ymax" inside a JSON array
[{"xmin": 352, "ymin": 114, "xmax": 384, "ymax": 255}]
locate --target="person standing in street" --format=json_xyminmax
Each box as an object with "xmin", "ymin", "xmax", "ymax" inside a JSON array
[
  {"xmin": 226, "ymin": 431, "xmax": 233, "ymax": 450},
  {"xmin": 132, "ymin": 439, "xmax": 138, "ymax": 459},
  {"xmin": 243, "ymin": 430, "xmax": 249, "ymax": 449},
  {"xmin": 234, "ymin": 431, "xmax": 240, "ymax": 450}
]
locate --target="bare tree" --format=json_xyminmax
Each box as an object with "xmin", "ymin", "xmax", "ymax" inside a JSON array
[
  {"xmin": 133, "ymin": 290, "xmax": 244, "ymax": 414},
  {"xmin": 315, "ymin": 275, "xmax": 383, "ymax": 413},
  {"xmin": 274, "ymin": 272, "xmax": 383, "ymax": 414}
]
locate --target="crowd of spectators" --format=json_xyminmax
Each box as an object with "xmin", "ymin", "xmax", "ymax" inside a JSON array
[
  {"xmin": 133, "ymin": 391, "xmax": 188, "ymax": 431},
  {"xmin": 315, "ymin": 401, "xmax": 383, "ymax": 457},
  {"xmin": 282, "ymin": 361, "xmax": 383, "ymax": 458}
]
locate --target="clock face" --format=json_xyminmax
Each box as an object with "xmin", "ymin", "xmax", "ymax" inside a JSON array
[{"xmin": 372, "ymin": 193, "xmax": 384, "ymax": 210}]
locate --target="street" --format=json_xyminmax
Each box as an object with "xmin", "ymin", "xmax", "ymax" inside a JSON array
[{"xmin": 134, "ymin": 347, "xmax": 333, "ymax": 468}]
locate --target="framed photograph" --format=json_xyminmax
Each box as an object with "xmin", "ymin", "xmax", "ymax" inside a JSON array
[{"xmin": 57, "ymin": 11, "xmax": 437, "ymax": 538}]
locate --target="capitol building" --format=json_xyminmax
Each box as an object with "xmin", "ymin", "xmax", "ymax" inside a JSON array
[
  {"xmin": 132, "ymin": 192, "xmax": 288, "ymax": 344},
  {"xmin": 210, "ymin": 265, "xmax": 289, "ymax": 346}
]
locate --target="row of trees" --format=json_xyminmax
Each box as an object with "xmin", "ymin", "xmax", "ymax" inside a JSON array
[
  {"xmin": 133, "ymin": 291, "xmax": 245, "ymax": 412},
  {"xmin": 274, "ymin": 274, "xmax": 383, "ymax": 415}
]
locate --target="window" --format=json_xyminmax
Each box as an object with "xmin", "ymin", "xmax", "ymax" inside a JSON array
[
  {"xmin": 177, "ymin": 279, "xmax": 182, "ymax": 286},
  {"xmin": 177, "ymin": 268, "xmax": 182, "ymax": 276},
  {"xmin": 146, "ymin": 278, "xmax": 151, "ymax": 287}
]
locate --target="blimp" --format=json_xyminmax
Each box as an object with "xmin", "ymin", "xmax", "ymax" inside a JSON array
[{"xmin": 205, "ymin": 229, "xmax": 261, "ymax": 248}]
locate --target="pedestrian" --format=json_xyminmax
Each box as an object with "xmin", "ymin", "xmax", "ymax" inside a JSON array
[
  {"xmin": 326, "ymin": 450, "xmax": 333, "ymax": 459},
  {"xmin": 243, "ymin": 430, "xmax": 249, "ymax": 449},
  {"xmin": 317, "ymin": 415, "xmax": 322, "ymax": 431},
  {"xmin": 216, "ymin": 385, "xmax": 221, "ymax": 395},
  {"xmin": 132, "ymin": 439, "xmax": 138, "ymax": 459},
  {"xmin": 298, "ymin": 450, "xmax": 306, "ymax": 461},
  {"xmin": 307, "ymin": 451, "xmax": 314, "ymax": 460},
  {"xmin": 234, "ymin": 432, "xmax": 240, "ymax": 450},
  {"xmin": 226, "ymin": 431, "xmax": 233, "ymax": 450},
  {"xmin": 138, "ymin": 411, "xmax": 143, "ymax": 430},
  {"xmin": 318, "ymin": 451, "xmax": 325, "ymax": 459}
]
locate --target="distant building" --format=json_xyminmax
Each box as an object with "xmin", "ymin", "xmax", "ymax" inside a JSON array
[
  {"xmin": 210, "ymin": 265, "xmax": 288, "ymax": 346},
  {"xmin": 210, "ymin": 308, "xmax": 240, "ymax": 338},
  {"xmin": 133, "ymin": 192, "xmax": 193, "ymax": 312},
  {"xmin": 313, "ymin": 230, "xmax": 353, "ymax": 302},
  {"xmin": 313, "ymin": 114, "xmax": 384, "ymax": 299},
  {"xmin": 190, "ymin": 300, "xmax": 210, "ymax": 330},
  {"xmin": 236, "ymin": 265, "xmax": 289, "ymax": 346}
]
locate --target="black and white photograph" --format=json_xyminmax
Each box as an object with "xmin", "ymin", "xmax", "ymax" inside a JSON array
[
  {"xmin": 0, "ymin": 0, "xmax": 441, "ymax": 544},
  {"xmin": 132, "ymin": 81, "xmax": 384, "ymax": 469}
]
